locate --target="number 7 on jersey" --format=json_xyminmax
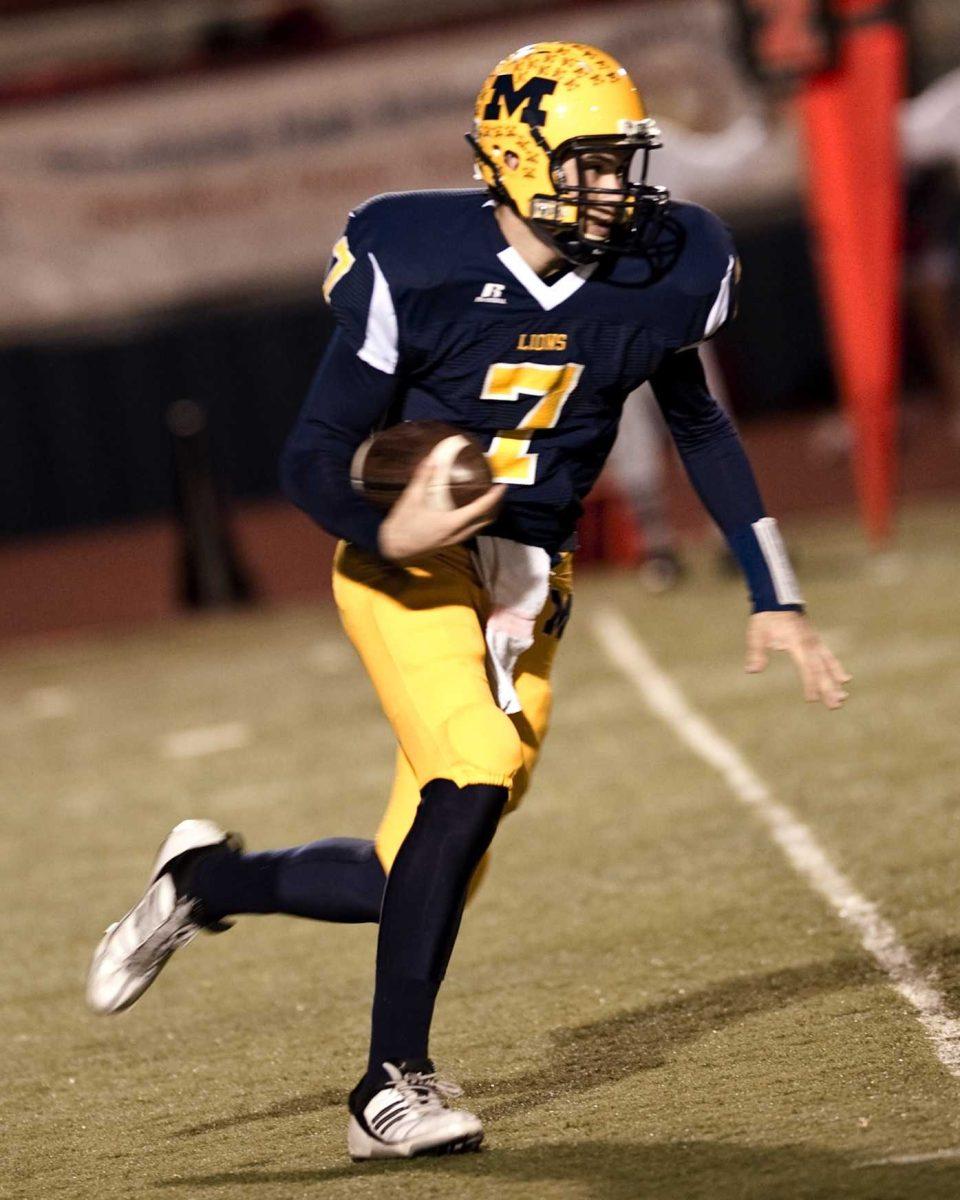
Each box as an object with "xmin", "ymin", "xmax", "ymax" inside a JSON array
[{"xmin": 480, "ymin": 362, "xmax": 584, "ymax": 484}]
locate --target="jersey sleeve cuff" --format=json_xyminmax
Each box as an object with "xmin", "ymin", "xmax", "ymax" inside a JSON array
[
  {"xmin": 728, "ymin": 518, "xmax": 805, "ymax": 613},
  {"xmin": 346, "ymin": 502, "xmax": 388, "ymax": 556}
]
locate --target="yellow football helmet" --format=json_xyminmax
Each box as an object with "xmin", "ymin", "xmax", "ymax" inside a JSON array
[{"xmin": 467, "ymin": 42, "xmax": 668, "ymax": 263}]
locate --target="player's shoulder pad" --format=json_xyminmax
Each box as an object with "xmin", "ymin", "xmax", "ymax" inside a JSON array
[
  {"xmin": 664, "ymin": 201, "xmax": 740, "ymax": 346},
  {"xmin": 321, "ymin": 190, "xmax": 486, "ymax": 370},
  {"xmin": 344, "ymin": 189, "xmax": 487, "ymax": 289}
]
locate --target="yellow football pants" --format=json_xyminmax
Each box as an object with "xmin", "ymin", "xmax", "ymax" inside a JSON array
[{"xmin": 332, "ymin": 541, "xmax": 573, "ymax": 873}]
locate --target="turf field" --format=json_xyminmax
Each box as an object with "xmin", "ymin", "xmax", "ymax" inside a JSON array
[{"xmin": 3, "ymin": 499, "xmax": 960, "ymax": 1200}]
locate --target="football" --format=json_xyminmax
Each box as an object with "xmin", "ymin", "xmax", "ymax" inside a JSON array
[{"xmin": 351, "ymin": 420, "xmax": 493, "ymax": 511}]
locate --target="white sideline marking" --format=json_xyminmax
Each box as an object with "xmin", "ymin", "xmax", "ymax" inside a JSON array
[
  {"xmin": 870, "ymin": 552, "xmax": 908, "ymax": 586},
  {"xmin": 309, "ymin": 641, "xmax": 353, "ymax": 674},
  {"xmin": 161, "ymin": 722, "xmax": 250, "ymax": 760},
  {"xmin": 24, "ymin": 687, "xmax": 74, "ymax": 718},
  {"xmin": 860, "ymin": 1147, "xmax": 960, "ymax": 1167},
  {"xmin": 592, "ymin": 607, "xmax": 960, "ymax": 1077}
]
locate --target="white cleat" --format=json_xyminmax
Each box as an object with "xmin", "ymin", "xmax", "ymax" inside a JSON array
[
  {"xmin": 347, "ymin": 1062, "xmax": 484, "ymax": 1161},
  {"xmin": 86, "ymin": 819, "xmax": 242, "ymax": 1015}
]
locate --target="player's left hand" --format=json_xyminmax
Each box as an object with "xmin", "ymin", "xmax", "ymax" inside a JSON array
[{"xmin": 745, "ymin": 611, "xmax": 851, "ymax": 710}]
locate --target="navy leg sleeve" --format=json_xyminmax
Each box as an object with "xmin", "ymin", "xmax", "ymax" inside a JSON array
[
  {"xmin": 188, "ymin": 837, "xmax": 386, "ymax": 924},
  {"xmin": 366, "ymin": 779, "xmax": 508, "ymax": 1076}
]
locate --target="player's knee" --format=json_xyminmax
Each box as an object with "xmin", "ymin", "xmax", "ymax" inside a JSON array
[
  {"xmin": 507, "ymin": 764, "xmax": 530, "ymax": 810},
  {"xmin": 443, "ymin": 702, "xmax": 523, "ymax": 785}
]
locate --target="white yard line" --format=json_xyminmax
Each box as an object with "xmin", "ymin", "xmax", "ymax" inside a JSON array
[
  {"xmin": 160, "ymin": 722, "xmax": 250, "ymax": 760},
  {"xmin": 591, "ymin": 607, "xmax": 960, "ymax": 1077},
  {"xmin": 309, "ymin": 640, "xmax": 354, "ymax": 674},
  {"xmin": 24, "ymin": 686, "xmax": 74, "ymax": 718},
  {"xmin": 860, "ymin": 1148, "xmax": 960, "ymax": 1167}
]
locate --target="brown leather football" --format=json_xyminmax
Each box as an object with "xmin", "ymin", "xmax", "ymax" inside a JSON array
[{"xmin": 350, "ymin": 420, "xmax": 493, "ymax": 511}]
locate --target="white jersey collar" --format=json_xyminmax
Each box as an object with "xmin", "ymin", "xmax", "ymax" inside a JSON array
[{"xmin": 496, "ymin": 246, "xmax": 596, "ymax": 312}]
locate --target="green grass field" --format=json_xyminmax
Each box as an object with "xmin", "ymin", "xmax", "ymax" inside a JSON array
[{"xmin": 3, "ymin": 500, "xmax": 960, "ymax": 1200}]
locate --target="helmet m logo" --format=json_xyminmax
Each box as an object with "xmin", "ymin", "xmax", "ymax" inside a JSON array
[{"xmin": 483, "ymin": 75, "xmax": 557, "ymax": 126}]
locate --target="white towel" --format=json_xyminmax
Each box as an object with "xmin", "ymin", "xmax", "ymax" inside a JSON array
[{"xmin": 474, "ymin": 536, "xmax": 551, "ymax": 714}]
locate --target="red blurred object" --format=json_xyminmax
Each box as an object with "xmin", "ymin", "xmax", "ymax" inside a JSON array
[
  {"xmin": 733, "ymin": 0, "xmax": 836, "ymax": 84},
  {"xmin": 576, "ymin": 480, "xmax": 643, "ymax": 566},
  {"xmin": 0, "ymin": 59, "xmax": 149, "ymax": 105},
  {"xmin": 799, "ymin": 0, "xmax": 906, "ymax": 545}
]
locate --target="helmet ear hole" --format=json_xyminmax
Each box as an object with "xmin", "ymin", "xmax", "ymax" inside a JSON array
[{"xmin": 504, "ymin": 150, "xmax": 519, "ymax": 170}]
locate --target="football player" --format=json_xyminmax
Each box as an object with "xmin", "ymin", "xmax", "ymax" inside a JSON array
[{"xmin": 87, "ymin": 42, "xmax": 850, "ymax": 1161}]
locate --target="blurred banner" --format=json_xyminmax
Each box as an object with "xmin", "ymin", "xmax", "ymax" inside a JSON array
[
  {"xmin": 1, "ymin": 0, "xmax": 959, "ymax": 335},
  {"xmin": 0, "ymin": 0, "xmax": 776, "ymax": 334},
  {"xmin": 0, "ymin": 6, "xmax": 618, "ymax": 334}
]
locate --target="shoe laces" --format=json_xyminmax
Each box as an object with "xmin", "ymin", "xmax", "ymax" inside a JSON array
[{"xmin": 394, "ymin": 1070, "xmax": 463, "ymax": 1111}]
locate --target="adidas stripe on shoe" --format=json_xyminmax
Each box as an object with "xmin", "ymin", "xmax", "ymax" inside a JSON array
[{"xmin": 347, "ymin": 1061, "xmax": 483, "ymax": 1161}]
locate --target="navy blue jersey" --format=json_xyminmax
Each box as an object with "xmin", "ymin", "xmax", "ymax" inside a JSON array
[
  {"xmin": 324, "ymin": 189, "xmax": 736, "ymax": 548},
  {"xmin": 282, "ymin": 188, "xmax": 803, "ymax": 611}
]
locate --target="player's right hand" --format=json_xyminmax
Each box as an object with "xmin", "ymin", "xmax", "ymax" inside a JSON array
[{"xmin": 377, "ymin": 457, "xmax": 505, "ymax": 561}]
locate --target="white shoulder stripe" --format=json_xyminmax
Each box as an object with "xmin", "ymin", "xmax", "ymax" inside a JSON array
[
  {"xmin": 358, "ymin": 252, "xmax": 399, "ymax": 375},
  {"xmin": 752, "ymin": 517, "xmax": 804, "ymax": 606},
  {"xmin": 702, "ymin": 254, "xmax": 736, "ymax": 342}
]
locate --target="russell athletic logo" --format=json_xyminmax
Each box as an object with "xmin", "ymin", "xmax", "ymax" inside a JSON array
[
  {"xmin": 475, "ymin": 282, "xmax": 507, "ymax": 305},
  {"xmin": 482, "ymin": 75, "xmax": 557, "ymax": 126}
]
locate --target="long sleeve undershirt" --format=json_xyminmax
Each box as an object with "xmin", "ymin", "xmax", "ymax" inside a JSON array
[
  {"xmin": 281, "ymin": 329, "xmax": 396, "ymax": 553},
  {"xmin": 651, "ymin": 348, "xmax": 801, "ymax": 611}
]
